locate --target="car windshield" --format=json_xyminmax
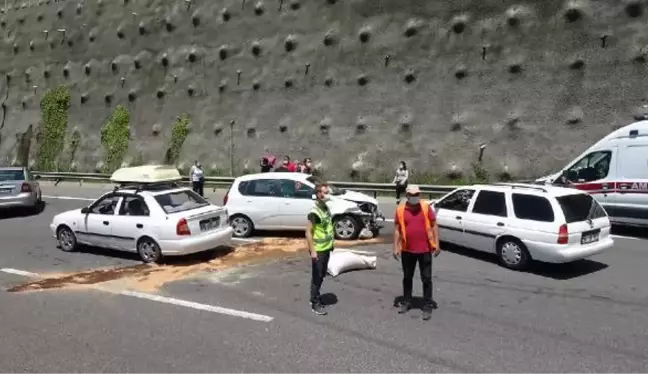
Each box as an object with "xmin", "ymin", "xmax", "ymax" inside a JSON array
[
  {"xmin": 306, "ymin": 176, "xmax": 344, "ymax": 195},
  {"xmin": 0, "ymin": 169, "xmax": 25, "ymax": 181},
  {"xmin": 154, "ymin": 190, "xmax": 209, "ymax": 214},
  {"xmin": 556, "ymin": 194, "xmax": 607, "ymax": 223}
]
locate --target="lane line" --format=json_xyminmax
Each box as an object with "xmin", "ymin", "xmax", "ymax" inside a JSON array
[
  {"xmin": 611, "ymin": 235, "xmax": 643, "ymax": 241},
  {"xmin": 0, "ymin": 268, "xmax": 40, "ymax": 277},
  {"xmin": 120, "ymin": 290, "xmax": 274, "ymax": 322},
  {"xmin": 1, "ymin": 268, "xmax": 274, "ymax": 322},
  {"xmin": 43, "ymin": 195, "xmax": 95, "ymax": 201}
]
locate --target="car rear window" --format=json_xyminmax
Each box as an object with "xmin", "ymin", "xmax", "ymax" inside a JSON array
[
  {"xmin": 556, "ymin": 194, "xmax": 607, "ymax": 223},
  {"xmin": 0, "ymin": 169, "xmax": 25, "ymax": 181},
  {"xmin": 512, "ymin": 194, "xmax": 555, "ymax": 222},
  {"xmin": 154, "ymin": 190, "xmax": 209, "ymax": 214}
]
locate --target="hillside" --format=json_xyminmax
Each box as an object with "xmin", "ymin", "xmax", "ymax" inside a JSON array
[{"xmin": 1, "ymin": 0, "xmax": 647, "ymax": 180}]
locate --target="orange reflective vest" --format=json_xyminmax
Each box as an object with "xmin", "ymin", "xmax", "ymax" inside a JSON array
[{"xmin": 395, "ymin": 201, "xmax": 439, "ymax": 252}]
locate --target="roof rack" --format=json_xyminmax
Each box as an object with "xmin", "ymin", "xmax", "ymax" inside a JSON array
[
  {"xmin": 490, "ymin": 183, "xmax": 548, "ymax": 193},
  {"xmin": 113, "ymin": 181, "xmax": 180, "ymax": 194}
]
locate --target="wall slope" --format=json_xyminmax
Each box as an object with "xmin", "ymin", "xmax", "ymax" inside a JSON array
[{"xmin": 1, "ymin": 0, "xmax": 647, "ymax": 180}]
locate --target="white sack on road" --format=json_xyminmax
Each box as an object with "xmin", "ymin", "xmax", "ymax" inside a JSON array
[{"xmin": 327, "ymin": 251, "xmax": 377, "ymax": 277}]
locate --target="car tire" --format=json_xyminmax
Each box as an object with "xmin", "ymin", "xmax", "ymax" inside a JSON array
[
  {"xmin": 496, "ymin": 237, "xmax": 531, "ymax": 270},
  {"xmin": 57, "ymin": 225, "xmax": 78, "ymax": 252},
  {"xmin": 371, "ymin": 227, "xmax": 380, "ymax": 238},
  {"xmin": 333, "ymin": 215, "xmax": 361, "ymax": 240},
  {"xmin": 230, "ymin": 214, "xmax": 254, "ymax": 238},
  {"xmin": 137, "ymin": 237, "xmax": 163, "ymax": 264}
]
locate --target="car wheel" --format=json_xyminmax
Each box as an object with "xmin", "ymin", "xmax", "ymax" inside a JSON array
[
  {"xmin": 57, "ymin": 226, "xmax": 78, "ymax": 252},
  {"xmin": 137, "ymin": 237, "xmax": 162, "ymax": 264},
  {"xmin": 230, "ymin": 215, "xmax": 254, "ymax": 238},
  {"xmin": 333, "ymin": 215, "xmax": 361, "ymax": 240},
  {"xmin": 371, "ymin": 227, "xmax": 380, "ymax": 238},
  {"xmin": 497, "ymin": 237, "xmax": 531, "ymax": 270}
]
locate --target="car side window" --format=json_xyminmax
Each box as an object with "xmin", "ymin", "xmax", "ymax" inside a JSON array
[
  {"xmin": 118, "ymin": 196, "xmax": 150, "ymax": 216},
  {"xmin": 90, "ymin": 194, "xmax": 121, "ymax": 215},
  {"xmin": 565, "ymin": 150, "xmax": 612, "ymax": 183},
  {"xmin": 246, "ymin": 179, "xmax": 282, "ymax": 197},
  {"xmin": 472, "ymin": 190, "xmax": 507, "ymax": 217},
  {"xmin": 511, "ymin": 194, "xmax": 555, "ymax": 222},
  {"xmin": 237, "ymin": 181, "xmax": 249, "ymax": 195},
  {"xmin": 436, "ymin": 189, "xmax": 476, "ymax": 212},
  {"xmin": 280, "ymin": 179, "xmax": 314, "ymax": 199}
]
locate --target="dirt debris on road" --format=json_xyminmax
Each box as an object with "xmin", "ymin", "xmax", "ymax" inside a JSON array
[{"xmin": 8, "ymin": 236, "xmax": 389, "ymax": 293}]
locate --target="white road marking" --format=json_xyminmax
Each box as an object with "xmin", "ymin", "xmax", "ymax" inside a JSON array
[
  {"xmin": 0, "ymin": 268, "xmax": 40, "ymax": 277},
  {"xmin": 232, "ymin": 238, "xmax": 261, "ymax": 242},
  {"xmin": 1, "ymin": 268, "xmax": 274, "ymax": 322},
  {"xmin": 383, "ymin": 218, "xmax": 394, "ymax": 223},
  {"xmin": 43, "ymin": 195, "xmax": 95, "ymax": 201},
  {"xmin": 611, "ymin": 235, "xmax": 643, "ymax": 241},
  {"xmin": 120, "ymin": 290, "xmax": 274, "ymax": 322}
]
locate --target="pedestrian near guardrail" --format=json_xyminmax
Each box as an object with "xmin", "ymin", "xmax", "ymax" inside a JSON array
[
  {"xmin": 392, "ymin": 161, "xmax": 409, "ymax": 203},
  {"xmin": 189, "ymin": 160, "xmax": 204, "ymax": 197},
  {"xmin": 393, "ymin": 185, "xmax": 440, "ymax": 321}
]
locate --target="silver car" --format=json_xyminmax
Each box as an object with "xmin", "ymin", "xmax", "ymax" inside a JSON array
[{"xmin": 0, "ymin": 167, "xmax": 43, "ymax": 212}]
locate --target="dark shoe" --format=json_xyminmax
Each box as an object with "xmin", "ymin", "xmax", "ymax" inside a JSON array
[
  {"xmin": 422, "ymin": 308, "xmax": 432, "ymax": 321},
  {"xmin": 311, "ymin": 303, "xmax": 327, "ymax": 315},
  {"xmin": 398, "ymin": 301, "xmax": 410, "ymax": 314}
]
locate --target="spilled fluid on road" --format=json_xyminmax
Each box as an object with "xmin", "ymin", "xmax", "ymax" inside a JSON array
[{"xmin": 8, "ymin": 236, "xmax": 389, "ymax": 293}]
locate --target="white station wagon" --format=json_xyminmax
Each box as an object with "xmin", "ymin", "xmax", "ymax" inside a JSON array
[
  {"xmin": 433, "ymin": 183, "xmax": 614, "ymax": 270},
  {"xmin": 50, "ymin": 165, "xmax": 233, "ymax": 263}
]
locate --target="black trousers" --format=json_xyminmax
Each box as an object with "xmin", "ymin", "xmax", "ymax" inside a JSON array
[
  {"xmin": 310, "ymin": 249, "xmax": 331, "ymax": 305},
  {"xmin": 401, "ymin": 251, "xmax": 433, "ymax": 307},
  {"xmin": 395, "ymin": 183, "xmax": 407, "ymax": 200},
  {"xmin": 192, "ymin": 181, "xmax": 204, "ymax": 197}
]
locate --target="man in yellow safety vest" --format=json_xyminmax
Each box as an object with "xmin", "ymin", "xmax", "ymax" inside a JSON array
[
  {"xmin": 305, "ymin": 183, "xmax": 335, "ymax": 315},
  {"xmin": 393, "ymin": 185, "xmax": 440, "ymax": 320}
]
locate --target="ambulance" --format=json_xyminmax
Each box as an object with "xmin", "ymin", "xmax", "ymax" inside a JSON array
[{"xmin": 536, "ymin": 120, "xmax": 648, "ymax": 228}]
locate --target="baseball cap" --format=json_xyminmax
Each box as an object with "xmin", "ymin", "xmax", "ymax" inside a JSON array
[{"xmin": 406, "ymin": 185, "xmax": 421, "ymax": 195}]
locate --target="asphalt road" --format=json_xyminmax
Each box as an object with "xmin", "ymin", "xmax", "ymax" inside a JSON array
[{"xmin": 0, "ymin": 182, "xmax": 647, "ymax": 372}]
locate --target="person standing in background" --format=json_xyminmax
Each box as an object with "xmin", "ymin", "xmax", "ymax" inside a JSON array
[
  {"xmin": 189, "ymin": 160, "xmax": 204, "ymax": 196},
  {"xmin": 302, "ymin": 158, "xmax": 313, "ymax": 174},
  {"xmin": 275, "ymin": 156, "xmax": 294, "ymax": 172},
  {"xmin": 260, "ymin": 153, "xmax": 275, "ymax": 173},
  {"xmin": 392, "ymin": 161, "xmax": 409, "ymax": 203},
  {"xmin": 393, "ymin": 185, "xmax": 440, "ymax": 321}
]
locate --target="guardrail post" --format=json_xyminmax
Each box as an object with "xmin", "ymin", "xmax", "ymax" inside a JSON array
[{"xmin": 373, "ymin": 191, "xmax": 377, "ymax": 198}]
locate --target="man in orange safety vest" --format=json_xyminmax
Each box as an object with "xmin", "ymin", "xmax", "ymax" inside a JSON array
[{"xmin": 393, "ymin": 184, "xmax": 440, "ymax": 320}]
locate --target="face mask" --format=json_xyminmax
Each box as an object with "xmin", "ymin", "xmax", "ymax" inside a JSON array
[
  {"xmin": 321, "ymin": 194, "xmax": 331, "ymax": 202},
  {"xmin": 407, "ymin": 196, "xmax": 420, "ymax": 205}
]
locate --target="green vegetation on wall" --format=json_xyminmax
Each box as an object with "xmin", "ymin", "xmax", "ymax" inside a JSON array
[
  {"xmin": 36, "ymin": 85, "xmax": 70, "ymax": 171},
  {"xmin": 100, "ymin": 105, "xmax": 130, "ymax": 173},
  {"xmin": 164, "ymin": 113, "xmax": 190, "ymax": 165},
  {"xmin": 59, "ymin": 129, "xmax": 81, "ymax": 171}
]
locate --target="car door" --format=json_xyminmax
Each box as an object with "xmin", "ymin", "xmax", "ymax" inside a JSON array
[
  {"xmin": 432, "ymin": 188, "xmax": 476, "ymax": 246},
  {"xmin": 462, "ymin": 189, "xmax": 509, "ymax": 253},
  {"xmin": 243, "ymin": 179, "xmax": 286, "ymax": 229},
  {"xmin": 611, "ymin": 142, "xmax": 648, "ymax": 226},
  {"xmin": 279, "ymin": 178, "xmax": 315, "ymax": 228},
  {"xmin": 110, "ymin": 195, "xmax": 152, "ymax": 251},
  {"xmin": 80, "ymin": 194, "xmax": 121, "ymax": 248}
]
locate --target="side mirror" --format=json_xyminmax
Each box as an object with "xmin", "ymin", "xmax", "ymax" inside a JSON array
[
  {"xmin": 311, "ymin": 194, "xmax": 317, "ymax": 200},
  {"xmin": 80, "ymin": 207, "xmax": 89, "ymax": 214}
]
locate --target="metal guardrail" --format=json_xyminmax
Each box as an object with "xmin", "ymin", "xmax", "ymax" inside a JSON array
[{"xmin": 32, "ymin": 171, "xmax": 457, "ymax": 198}]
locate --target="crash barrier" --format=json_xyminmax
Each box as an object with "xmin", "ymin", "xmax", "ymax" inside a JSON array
[{"xmin": 32, "ymin": 171, "xmax": 531, "ymax": 198}]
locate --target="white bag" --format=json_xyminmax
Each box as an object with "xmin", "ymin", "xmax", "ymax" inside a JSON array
[{"xmin": 327, "ymin": 251, "xmax": 377, "ymax": 277}]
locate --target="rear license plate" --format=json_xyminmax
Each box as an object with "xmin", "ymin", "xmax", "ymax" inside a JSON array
[
  {"xmin": 0, "ymin": 188, "xmax": 11, "ymax": 195},
  {"xmin": 200, "ymin": 217, "xmax": 220, "ymax": 232},
  {"xmin": 581, "ymin": 229, "xmax": 600, "ymax": 245}
]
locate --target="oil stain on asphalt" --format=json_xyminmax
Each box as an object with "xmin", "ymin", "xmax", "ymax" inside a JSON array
[{"xmin": 8, "ymin": 237, "xmax": 389, "ymax": 293}]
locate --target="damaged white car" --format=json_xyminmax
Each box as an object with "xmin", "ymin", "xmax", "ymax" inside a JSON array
[{"xmin": 224, "ymin": 173, "xmax": 384, "ymax": 240}]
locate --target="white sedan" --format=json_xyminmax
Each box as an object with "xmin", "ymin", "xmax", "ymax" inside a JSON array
[{"xmin": 50, "ymin": 184, "xmax": 233, "ymax": 263}]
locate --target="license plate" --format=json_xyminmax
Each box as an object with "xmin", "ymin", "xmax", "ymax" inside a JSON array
[
  {"xmin": 200, "ymin": 217, "xmax": 220, "ymax": 232},
  {"xmin": 581, "ymin": 229, "xmax": 600, "ymax": 245},
  {"xmin": 0, "ymin": 188, "xmax": 11, "ymax": 195}
]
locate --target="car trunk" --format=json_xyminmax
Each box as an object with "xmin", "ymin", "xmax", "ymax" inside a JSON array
[
  {"xmin": 0, "ymin": 170, "xmax": 26, "ymax": 197},
  {"xmin": 556, "ymin": 194, "xmax": 610, "ymax": 245},
  {"xmin": 169, "ymin": 205, "xmax": 229, "ymax": 236}
]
